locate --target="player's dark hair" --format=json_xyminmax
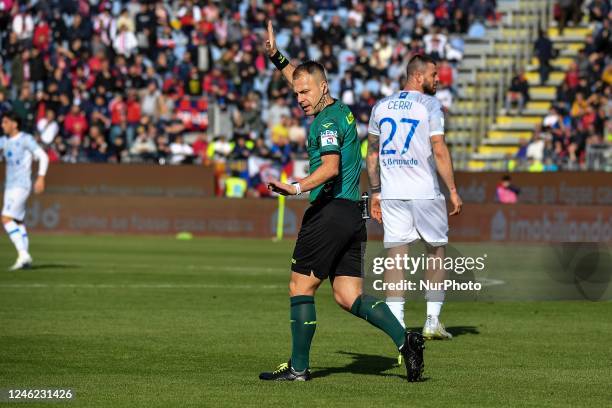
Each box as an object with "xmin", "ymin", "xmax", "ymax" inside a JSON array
[
  {"xmin": 2, "ymin": 111, "xmax": 21, "ymax": 129},
  {"xmin": 406, "ymin": 54, "xmax": 437, "ymax": 79},
  {"xmin": 293, "ymin": 61, "xmax": 327, "ymax": 81}
]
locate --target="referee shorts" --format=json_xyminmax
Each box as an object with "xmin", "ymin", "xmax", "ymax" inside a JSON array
[{"xmin": 291, "ymin": 198, "xmax": 366, "ymax": 281}]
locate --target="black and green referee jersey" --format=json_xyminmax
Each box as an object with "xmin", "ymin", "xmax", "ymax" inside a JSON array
[{"xmin": 306, "ymin": 100, "xmax": 361, "ymax": 203}]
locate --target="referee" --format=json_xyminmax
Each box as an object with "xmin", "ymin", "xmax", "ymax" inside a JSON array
[{"xmin": 259, "ymin": 21, "xmax": 425, "ymax": 382}]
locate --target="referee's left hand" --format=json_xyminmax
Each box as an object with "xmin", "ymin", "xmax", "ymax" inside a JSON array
[{"xmin": 268, "ymin": 180, "xmax": 296, "ymax": 196}]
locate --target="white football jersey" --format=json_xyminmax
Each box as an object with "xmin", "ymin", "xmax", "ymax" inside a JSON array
[
  {"xmin": 0, "ymin": 132, "xmax": 47, "ymax": 191},
  {"xmin": 368, "ymin": 91, "xmax": 445, "ymax": 199}
]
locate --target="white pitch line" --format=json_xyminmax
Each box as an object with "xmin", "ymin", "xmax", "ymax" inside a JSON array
[
  {"xmin": 0, "ymin": 283, "xmax": 283, "ymax": 290},
  {"xmin": 42, "ymin": 263, "xmax": 287, "ymax": 274},
  {"xmin": 475, "ymin": 277, "xmax": 506, "ymax": 287}
]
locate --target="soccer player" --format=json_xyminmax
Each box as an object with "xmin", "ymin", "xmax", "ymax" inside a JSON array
[
  {"xmin": 1, "ymin": 111, "xmax": 49, "ymax": 270},
  {"xmin": 259, "ymin": 21, "xmax": 424, "ymax": 382},
  {"xmin": 366, "ymin": 55, "xmax": 463, "ymax": 340}
]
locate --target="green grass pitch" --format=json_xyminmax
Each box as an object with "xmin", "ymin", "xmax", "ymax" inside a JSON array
[{"xmin": 1, "ymin": 235, "xmax": 611, "ymax": 407}]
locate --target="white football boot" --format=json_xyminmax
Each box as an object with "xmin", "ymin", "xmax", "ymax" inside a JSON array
[
  {"xmin": 9, "ymin": 252, "xmax": 33, "ymax": 271},
  {"xmin": 422, "ymin": 315, "xmax": 453, "ymax": 340}
]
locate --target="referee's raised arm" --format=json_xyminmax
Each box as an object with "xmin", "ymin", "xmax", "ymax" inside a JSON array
[{"xmin": 266, "ymin": 20, "xmax": 296, "ymax": 86}]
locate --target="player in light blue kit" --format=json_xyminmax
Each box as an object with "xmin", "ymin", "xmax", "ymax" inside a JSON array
[
  {"xmin": 367, "ymin": 55, "xmax": 462, "ymax": 341},
  {"xmin": 1, "ymin": 112, "xmax": 49, "ymax": 270}
]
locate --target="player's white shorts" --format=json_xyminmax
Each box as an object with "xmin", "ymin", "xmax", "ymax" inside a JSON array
[
  {"xmin": 2, "ymin": 188, "xmax": 30, "ymax": 221},
  {"xmin": 381, "ymin": 194, "xmax": 448, "ymax": 248}
]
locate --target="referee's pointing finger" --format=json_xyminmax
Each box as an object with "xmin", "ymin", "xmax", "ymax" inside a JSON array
[{"xmin": 267, "ymin": 20, "xmax": 274, "ymax": 38}]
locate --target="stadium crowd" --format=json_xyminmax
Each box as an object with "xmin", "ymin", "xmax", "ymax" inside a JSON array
[
  {"xmin": 515, "ymin": 0, "xmax": 611, "ymax": 171},
  {"xmin": 0, "ymin": 0, "xmax": 500, "ymax": 195}
]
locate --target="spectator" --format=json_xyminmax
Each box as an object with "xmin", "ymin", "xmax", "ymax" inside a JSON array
[
  {"xmin": 326, "ymin": 15, "xmax": 345, "ymax": 46},
  {"xmin": 470, "ymin": 0, "xmax": 496, "ymax": 22},
  {"xmin": 86, "ymin": 125, "xmax": 108, "ymax": 163},
  {"xmin": 288, "ymin": 118, "xmax": 307, "ymax": 158},
  {"xmin": 565, "ymin": 61, "xmax": 581, "ymax": 89},
  {"xmin": 12, "ymin": 86, "xmax": 35, "ymax": 132},
  {"xmin": 230, "ymin": 136, "xmax": 251, "ymax": 160},
  {"xmin": 209, "ymin": 135, "xmax": 232, "ymax": 162},
  {"xmin": 417, "ymin": 7, "xmax": 435, "ymax": 30},
  {"xmin": 344, "ymin": 28, "xmax": 364, "ymax": 53},
  {"xmin": 237, "ymin": 52, "xmax": 257, "ymax": 95},
  {"xmin": 208, "ymin": 100, "xmax": 234, "ymax": 140},
  {"xmin": 514, "ymin": 137, "xmax": 530, "ymax": 168},
  {"xmin": 64, "ymin": 104, "xmax": 89, "ymax": 141},
  {"xmin": 267, "ymin": 97, "xmax": 291, "ymax": 130},
  {"xmin": 588, "ymin": 0, "xmax": 610, "ymax": 25},
  {"xmin": 320, "ymin": 43, "xmax": 339, "ymax": 75},
  {"xmin": 12, "ymin": 6, "xmax": 33, "ymax": 44},
  {"xmin": 438, "ymin": 60, "xmax": 454, "ymax": 88},
  {"xmin": 527, "ymin": 132, "xmax": 545, "ymax": 162},
  {"xmin": 109, "ymin": 136, "xmax": 128, "ymax": 163},
  {"xmin": 113, "ymin": 24, "xmax": 138, "ymax": 57},
  {"xmin": 436, "ymin": 85, "xmax": 454, "ymax": 110},
  {"xmin": 37, "ymin": 109, "xmax": 60, "ymax": 145},
  {"xmin": 169, "ymin": 134, "xmax": 194, "ymax": 165},
  {"xmin": 571, "ymin": 92, "xmax": 588, "ymax": 117},
  {"xmin": 424, "ymin": 32, "xmax": 447, "ymax": 61},
  {"xmin": 239, "ymin": 94, "xmax": 263, "ymax": 139},
  {"xmin": 192, "ymin": 133, "xmax": 209, "ymax": 162},
  {"xmin": 130, "ymin": 126, "xmax": 157, "ymax": 162},
  {"xmin": 372, "ymin": 34, "xmax": 393, "ymax": 72},
  {"xmin": 267, "ymin": 70, "xmax": 291, "ymax": 100},
  {"xmin": 505, "ymin": 70, "xmax": 530, "ymax": 114},
  {"xmin": 496, "ymin": 175, "xmax": 520, "ymax": 204},
  {"xmin": 534, "ymin": 29, "xmax": 555, "ymax": 85},
  {"xmin": 311, "ymin": 14, "xmax": 327, "ymax": 47},
  {"xmin": 271, "ymin": 115, "xmax": 291, "ymax": 146},
  {"xmin": 340, "ymin": 71, "xmax": 356, "ymax": 107},
  {"xmin": 287, "ymin": 25, "xmax": 309, "ymax": 61},
  {"xmin": 557, "ymin": 0, "xmax": 583, "ymax": 35}
]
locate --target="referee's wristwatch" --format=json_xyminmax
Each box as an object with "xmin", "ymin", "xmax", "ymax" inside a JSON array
[{"xmin": 291, "ymin": 182, "xmax": 302, "ymax": 195}]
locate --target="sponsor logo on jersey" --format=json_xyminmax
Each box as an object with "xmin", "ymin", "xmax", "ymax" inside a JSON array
[
  {"xmin": 382, "ymin": 157, "xmax": 419, "ymax": 167},
  {"xmin": 345, "ymin": 112, "xmax": 354, "ymax": 125},
  {"xmin": 320, "ymin": 130, "xmax": 338, "ymax": 146},
  {"xmin": 322, "ymin": 122, "xmax": 334, "ymax": 129}
]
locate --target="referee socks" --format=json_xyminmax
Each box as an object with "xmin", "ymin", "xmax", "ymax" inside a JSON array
[
  {"xmin": 350, "ymin": 295, "xmax": 406, "ymax": 349},
  {"xmin": 290, "ymin": 295, "xmax": 317, "ymax": 372}
]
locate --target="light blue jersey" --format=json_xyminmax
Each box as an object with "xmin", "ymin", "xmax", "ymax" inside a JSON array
[
  {"xmin": 368, "ymin": 90, "xmax": 445, "ymax": 199},
  {"xmin": 0, "ymin": 132, "xmax": 47, "ymax": 191}
]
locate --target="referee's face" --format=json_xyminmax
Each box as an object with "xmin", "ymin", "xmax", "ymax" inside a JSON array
[{"xmin": 294, "ymin": 74, "xmax": 325, "ymax": 116}]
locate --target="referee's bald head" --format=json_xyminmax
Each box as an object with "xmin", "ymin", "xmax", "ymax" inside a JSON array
[{"xmin": 292, "ymin": 61, "xmax": 327, "ymax": 82}]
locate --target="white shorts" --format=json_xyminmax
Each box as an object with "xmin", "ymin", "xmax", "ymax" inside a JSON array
[
  {"xmin": 2, "ymin": 187, "xmax": 30, "ymax": 221},
  {"xmin": 381, "ymin": 195, "xmax": 449, "ymax": 247}
]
